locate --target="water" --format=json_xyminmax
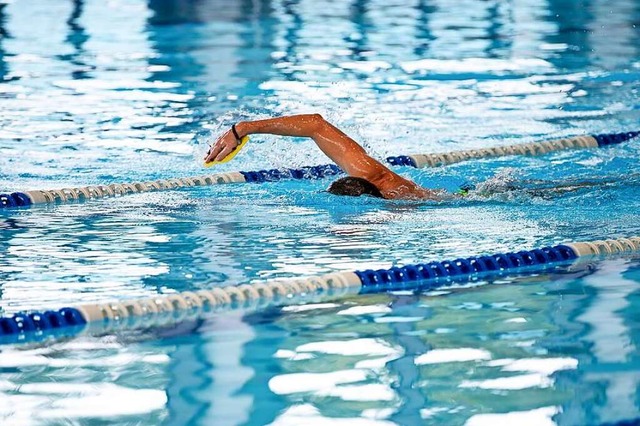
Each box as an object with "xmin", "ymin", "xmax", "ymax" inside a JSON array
[{"xmin": 1, "ymin": 0, "xmax": 640, "ymax": 424}]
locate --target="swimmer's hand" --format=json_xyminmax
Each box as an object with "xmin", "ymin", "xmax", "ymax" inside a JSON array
[{"xmin": 204, "ymin": 127, "xmax": 245, "ymax": 164}]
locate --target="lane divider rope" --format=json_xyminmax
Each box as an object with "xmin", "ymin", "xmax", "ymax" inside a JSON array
[
  {"xmin": 1, "ymin": 236, "xmax": 638, "ymax": 344},
  {"xmin": 1, "ymin": 131, "xmax": 637, "ymax": 209},
  {"xmin": 386, "ymin": 131, "xmax": 637, "ymax": 168}
]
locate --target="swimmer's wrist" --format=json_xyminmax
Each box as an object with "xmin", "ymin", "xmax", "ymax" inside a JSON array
[
  {"xmin": 234, "ymin": 121, "xmax": 250, "ymax": 139},
  {"xmin": 231, "ymin": 123, "xmax": 242, "ymax": 141}
]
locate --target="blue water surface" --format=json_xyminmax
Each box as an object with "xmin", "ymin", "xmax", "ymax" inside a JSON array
[{"xmin": 1, "ymin": 0, "xmax": 640, "ymax": 424}]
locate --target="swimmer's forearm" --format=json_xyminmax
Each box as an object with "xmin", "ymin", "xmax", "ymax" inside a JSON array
[
  {"xmin": 235, "ymin": 114, "xmax": 377, "ymax": 176},
  {"xmin": 235, "ymin": 114, "xmax": 327, "ymax": 139},
  {"xmin": 236, "ymin": 114, "xmax": 368, "ymax": 157},
  {"xmin": 206, "ymin": 114, "xmax": 379, "ymax": 173}
]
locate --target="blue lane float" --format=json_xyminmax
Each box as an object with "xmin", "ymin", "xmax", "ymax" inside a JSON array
[
  {"xmin": 0, "ymin": 308, "xmax": 86, "ymax": 335},
  {"xmin": 0, "ymin": 236, "xmax": 637, "ymax": 345},
  {"xmin": 0, "ymin": 192, "xmax": 33, "ymax": 208},
  {"xmin": 240, "ymin": 164, "xmax": 343, "ymax": 183},
  {"xmin": 0, "ymin": 130, "xmax": 637, "ymax": 210},
  {"xmin": 594, "ymin": 131, "xmax": 640, "ymax": 146},
  {"xmin": 354, "ymin": 244, "xmax": 577, "ymax": 293}
]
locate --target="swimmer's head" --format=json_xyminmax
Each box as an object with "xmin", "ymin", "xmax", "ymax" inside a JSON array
[{"xmin": 327, "ymin": 177, "xmax": 383, "ymax": 198}]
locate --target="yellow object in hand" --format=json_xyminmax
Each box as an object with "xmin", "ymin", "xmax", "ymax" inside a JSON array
[{"xmin": 204, "ymin": 136, "xmax": 250, "ymax": 167}]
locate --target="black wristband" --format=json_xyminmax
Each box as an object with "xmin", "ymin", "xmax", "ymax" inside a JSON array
[{"xmin": 231, "ymin": 124, "xmax": 241, "ymax": 141}]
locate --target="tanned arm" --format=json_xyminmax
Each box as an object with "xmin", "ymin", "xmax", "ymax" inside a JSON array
[{"xmin": 204, "ymin": 114, "xmax": 441, "ymax": 200}]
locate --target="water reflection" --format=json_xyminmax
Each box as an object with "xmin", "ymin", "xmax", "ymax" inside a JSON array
[
  {"xmin": 0, "ymin": 2, "xmax": 9, "ymax": 82},
  {"xmin": 0, "ymin": 338, "xmax": 170, "ymax": 423},
  {"xmin": 58, "ymin": 0, "xmax": 91, "ymax": 80},
  {"xmin": 386, "ymin": 294, "xmax": 430, "ymax": 425},
  {"xmin": 573, "ymin": 259, "xmax": 640, "ymax": 425}
]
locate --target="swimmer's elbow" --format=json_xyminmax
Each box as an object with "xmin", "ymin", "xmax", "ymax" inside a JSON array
[
  {"xmin": 310, "ymin": 113, "xmax": 325, "ymax": 128},
  {"xmin": 302, "ymin": 113, "xmax": 327, "ymax": 137},
  {"xmin": 308, "ymin": 113, "xmax": 324, "ymax": 123}
]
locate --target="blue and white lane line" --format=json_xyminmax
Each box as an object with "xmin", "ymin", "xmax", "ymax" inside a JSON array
[{"xmin": 0, "ymin": 236, "xmax": 638, "ymax": 345}]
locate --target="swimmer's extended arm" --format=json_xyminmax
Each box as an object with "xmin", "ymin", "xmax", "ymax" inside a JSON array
[
  {"xmin": 205, "ymin": 114, "xmax": 389, "ymax": 180},
  {"xmin": 204, "ymin": 114, "xmax": 436, "ymax": 198}
]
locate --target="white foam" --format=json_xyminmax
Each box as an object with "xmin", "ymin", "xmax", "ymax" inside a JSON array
[
  {"xmin": 459, "ymin": 373, "xmax": 553, "ymax": 390},
  {"xmin": 17, "ymin": 383, "xmax": 166, "ymax": 418},
  {"xmin": 269, "ymin": 370, "xmax": 368, "ymax": 394},
  {"xmin": 0, "ymin": 352, "xmax": 170, "ymax": 368},
  {"xmin": 355, "ymin": 354, "xmax": 402, "ymax": 370},
  {"xmin": 337, "ymin": 305, "xmax": 392, "ymax": 316},
  {"xmin": 500, "ymin": 358, "xmax": 578, "ymax": 375},
  {"xmin": 270, "ymin": 404, "xmax": 396, "ymax": 426},
  {"xmin": 400, "ymin": 58, "xmax": 552, "ymax": 74},
  {"xmin": 274, "ymin": 348, "xmax": 315, "ymax": 360},
  {"xmin": 296, "ymin": 339, "xmax": 398, "ymax": 357},
  {"xmin": 316, "ymin": 384, "xmax": 395, "ymax": 401},
  {"xmin": 281, "ymin": 303, "xmax": 339, "ymax": 313},
  {"xmin": 415, "ymin": 348, "xmax": 491, "ymax": 365},
  {"xmin": 464, "ymin": 406, "xmax": 560, "ymax": 426}
]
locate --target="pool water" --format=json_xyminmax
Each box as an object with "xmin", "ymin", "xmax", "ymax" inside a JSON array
[{"xmin": 1, "ymin": 0, "xmax": 640, "ymax": 424}]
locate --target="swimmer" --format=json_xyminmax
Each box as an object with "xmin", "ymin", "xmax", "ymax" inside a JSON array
[
  {"xmin": 204, "ymin": 114, "xmax": 447, "ymax": 200},
  {"xmin": 204, "ymin": 114, "xmax": 632, "ymax": 201}
]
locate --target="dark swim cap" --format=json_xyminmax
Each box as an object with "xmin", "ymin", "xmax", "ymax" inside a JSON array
[{"xmin": 327, "ymin": 177, "xmax": 383, "ymax": 198}]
